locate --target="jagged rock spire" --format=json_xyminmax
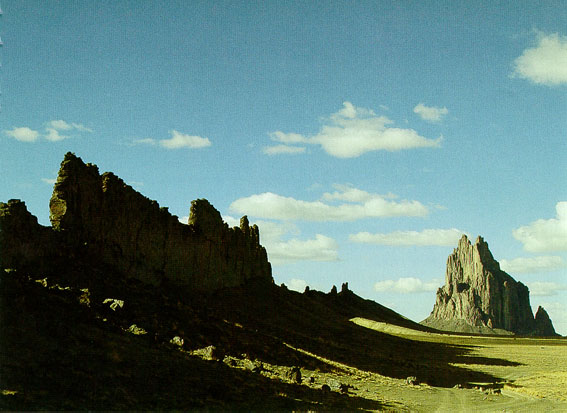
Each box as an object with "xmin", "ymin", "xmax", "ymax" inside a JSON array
[{"xmin": 422, "ymin": 234, "xmax": 557, "ymax": 336}]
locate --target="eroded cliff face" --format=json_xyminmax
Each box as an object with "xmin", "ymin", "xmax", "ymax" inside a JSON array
[
  {"xmin": 1, "ymin": 152, "xmax": 272, "ymax": 291},
  {"xmin": 422, "ymin": 235, "xmax": 556, "ymax": 336}
]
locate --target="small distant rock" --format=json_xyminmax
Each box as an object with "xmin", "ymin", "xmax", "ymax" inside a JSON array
[
  {"xmin": 170, "ymin": 336, "xmax": 184, "ymax": 347},
  {"xmin": 286, "ymin": 366, "xmax": 302, "ymax": 383},
  {"xmin": 321, "ymin": 384, "xmax": 331, "ymax": 393},
  {"xmin": 126, "ymin": 324, "xmax": 147, "ymax": 335},
  {"xmin": 191, "ymin": 345, "xmax": 222, "ymax": 361},
  {"xmin": 326, "ymin": 378, "xmax": 342, "ymax": 391},
  {"xmin": 103, "ymin": 298, "xmax": 124, "ymax": 311},
  {"xmin": 406, "ymin": 376, "xmax": 419, "ymax": 385}
]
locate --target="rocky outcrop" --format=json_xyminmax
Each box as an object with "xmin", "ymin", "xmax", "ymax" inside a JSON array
[
  {"xmin": 421, "ymin": 235, "xmax": 557, "ymax": 336},
  {"xmin": 534, "ymin": 306, "xmax": 557, "ymax": 336},
  {"xmin": 1, "ymin": 152, "xmax": 272, "ymax": 291}
]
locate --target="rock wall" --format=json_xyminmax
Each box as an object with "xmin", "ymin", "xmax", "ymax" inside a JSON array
[
  {"xmin": 1, "ymin": 152, "xmax": 272, "ymax": 291},
  {"xmin": 422, "ymin": 235, "xmax": 556, "ymax": 336}
]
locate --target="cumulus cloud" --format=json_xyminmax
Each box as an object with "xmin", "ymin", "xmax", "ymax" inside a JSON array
[
  {"xmin": 350, "ymin": 228, "xmax": 465, "ymax": 246},
  {"xmin": 263, "ymin": 144, "xmax": 306, "ymax": 155},
  {"xmin": 4, "ymin": 127, "xmax": 40, "ymax": 142},
  {"xmin": 513, "ymin": 202, "xmax": 567, "ymax": 252},
  {"xmin": 527, "ymin": 282, "xmax": 567, "ymax": 297},
  {"xmin": 135, "ymin": 130, "xmax": 211, "ymax": 150},
  {"xmin": 44, "ymin": 128, "xmax": 69, "ymax": 142},
  {"xmin": 267, "ymin": 102, "xmax": 441, "ymax": 158},
  {"xmin": 4, "ymin": 120, "xmax": 92, "ymax": 143},
  {"xmin": 288, "ymin": 278, "xmax": 309, "ymax": 292},
  {"xmin": 217, "ymin": 216, "xmax": 337, "ymax": 265},
  {"xmin": 512, "ymin": 31, "xmax": 567, "ymax": 86},
  {"xmin": 413, "ymin": 103, "xmax": 449, "ymax": 122},
  {"xmin": 230, "ymin": 186, "xmax": 428, "ymax": 222},
  {"xmin": 266, "ymin": 234, "xmax": 339, "ymax": 265},
  {"xmin": 500, "ymin": 256, "xmax": 565, "ymax": 274},
  {"xmin": 374, "ymin": 277, "xmax": 441, "ymax": 294}
]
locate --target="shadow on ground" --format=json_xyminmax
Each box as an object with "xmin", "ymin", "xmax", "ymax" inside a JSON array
[{"xmin": 0, "ymin": 269, "xmax": 522, "ymax": 410}]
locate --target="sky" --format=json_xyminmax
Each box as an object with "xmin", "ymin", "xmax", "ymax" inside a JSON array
[{"xmin": 1, "ymin": 1, "xmax": 566, "ymax": 334}]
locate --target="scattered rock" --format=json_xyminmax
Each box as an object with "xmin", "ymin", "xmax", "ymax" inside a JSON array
[
  {"xmin": 103, "ymin": 298, "xmax": 124, "ymax": 311},
  {"xmin": 406, "ymin": 376, "xmax": 419, "ymax": 385},
  {"xmin": 286, "ymin": 366, "xmax": 302, "ymax": 383},
  {"xmin": 321, "ymin": 384, "xmax": 331, "ymax": 393},
  {"xmin": 191, "ymin": 345, "xmax": 222, "ymax": 361},
  {"xmin": 170, "ymin": 336, "xmax": 184, "ymax": 347},
  {"xmin": 126, "ymin": 324, "xmax": 147, "ymax": 335}
]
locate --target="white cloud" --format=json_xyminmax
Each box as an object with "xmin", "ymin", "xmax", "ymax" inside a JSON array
[
  {"xmin": 513, "ymin": 202, "xmax": 567, "ymax": 252},
  {"xmin": 41, "ymin": 178, "xmax": 57, "ymax": 185},
  {"xmin": 4, "ymin": 127, "xmax": 40, "ymax": 142},
  {"xmin": 230, "ymin": 187, "xmax": 428, "ymax": 222},
  {"xmin": 527, "ymin": 282, "xmax": 567, "ymax": 297},
  {"xmin": 374, "ymin": 277, "xmax": 441, "ymax": 294},
  {"xmin": 266, "ymin": 234, "xmax": 339, "ymax": 265},
  {"xmin": 250, "ymin": 220, "xmax": 337, "ymax": 265},
  {"xmin": 288, "ymin": 278, "xmax": 308, "ymax": 292},
  {"xmin": 44, "ymin": 128, "xmax": 69, "ymax": 142},
  {"xmin": 221, "ymin": 215, "xmax": 241, "ymax": 228},
  {"xmin": 47, "ymin": 120, "xmax": 73, "ymax": 130},
  {"xmin": 413, "ymin": 103, "xmax": 449, "ymax": 122},
  {"xmin": 267, "ymin": 102, "xmax": 441, "ymax": 158},
  {"xmin": 512, "ymin": 32, "xmax": 567, "ymax": 86},
  {"xmin": 134, "ymin": 138, "xmax": 157, "ymax": 146},
  {"xmin": 263, "ymin": 145, "xmax": 306, "ymax": 155},
  {"xmin": 160, "ymin": 130, "xmax": 211, "ymax": 149},
  {"xmin": 135, "ymin": 130, "xmax": 211, "ymax": 150},
  {"xmin": 5, "ymin": 120, "xmax": 92, "ymax": 143},
  {"xmin": 350, "ymin": 228, "xmax": 465, "ymax": 246},
  {"xmin": 500, "ymin": 256, "xmax": 565, "ymax": 274}
]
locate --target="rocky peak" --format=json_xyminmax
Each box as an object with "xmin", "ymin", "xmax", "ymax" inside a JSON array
[
  {"xmin": 534, "ymin": 306, "xmax": 557, "ymax": 336},
  {"xmin": 422, "ymin": 234, "xmax": 557, "ymax": 336},
  {"xmin": 2, "ymin": 152, "xmax": 272, "ymax": 291}
]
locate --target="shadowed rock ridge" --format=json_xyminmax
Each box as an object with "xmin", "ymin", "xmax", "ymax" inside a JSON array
[
  {"xmin": 422, "ymin": 235, "xmax": 557, "ymax": 336},
  {"xmin": 1, "ymin": 152, "xmax": 272, "ymax": 291}
]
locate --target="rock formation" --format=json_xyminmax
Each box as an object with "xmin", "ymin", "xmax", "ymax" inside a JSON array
[
  {"xmin": 1, "ymin": 152, "xmax": 272, "ymax": 291},
  {"xmin": 422, "ymin": 235, "xmax": 557, "ymax": 336}
]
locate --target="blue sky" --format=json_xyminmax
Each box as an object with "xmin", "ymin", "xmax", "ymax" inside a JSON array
[{"xmin": 1, "ymin": 1, "xmax": 566, "ymax": 334}]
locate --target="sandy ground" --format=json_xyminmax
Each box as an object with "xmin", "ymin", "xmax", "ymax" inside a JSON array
[{"xmin": 344, "ymin": 317, "xmax": 567, "ymax": 411}]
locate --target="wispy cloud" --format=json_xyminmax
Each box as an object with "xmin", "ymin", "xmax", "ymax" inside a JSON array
[
  {"xmin": 41, "ymin": 177, "xmax": 57, "ymax": 185},
  {"xmin": 4, "ymin": 120, "xmax": 92, "ymax": 143},
  {"xmin": 350, "ymin": 228, "xmax": 465, "ymax": 246},
  {"xmin": 513, "ymin": 202, "xmax": 567, "ymax": 252},
  {"xmin": 266, "ymin": 102, "xmax": 441, "ymax": 158},
  {"xmin": 527, "ymin": 282, "xmax": 567, "ymax": 297},
  {"xmin": 512, "ymin": 31, "xmax": 567, "ymax": 86},
  {"xmin": 263, "ymin": 144, "xmax": 306, "ymax": 155},
  {"xmin": 500, "ymin": 256, "xmax": 565, "ymax": 274},
  {"xmin": 230, "ymin": 185, "xmax": 428, "ymax": 222},
  {"xmin": 413, "ymin": 103, "xmax": 449, "ymax": 123},
  {"xmin": 374, "ymin": 277, "xmax": 441, "ymax": 294},
  {"xmin": 134, "ymin": 130, "xmax": 211, "ymax": 150}
]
